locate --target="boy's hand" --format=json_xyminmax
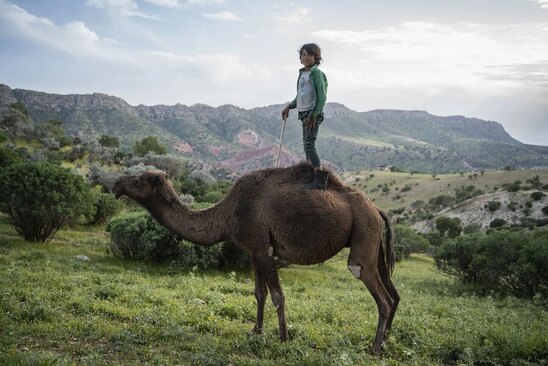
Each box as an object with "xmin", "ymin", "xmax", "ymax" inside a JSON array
[
  {"xmin": 306, "ymin": 115, "xmax": 316, "ymax": 130},
  {"xmin": 281, "ymin": 106, "xmax": 290, "ymax": 120}
]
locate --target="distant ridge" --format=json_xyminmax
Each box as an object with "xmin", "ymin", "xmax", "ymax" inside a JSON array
[{"xmin": 1, "ymin": 83, "xmax": 546, "ymax": 174}]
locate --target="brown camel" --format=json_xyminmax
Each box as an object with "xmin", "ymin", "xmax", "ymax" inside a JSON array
[{"xmin": 112, "ymin": 162, "xmax": 399, "ymax": 354}]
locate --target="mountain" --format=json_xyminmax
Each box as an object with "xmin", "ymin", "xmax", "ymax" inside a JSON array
[{"xmin": 1, "ymin": 84, "xmax": 546, "ymax": 174}]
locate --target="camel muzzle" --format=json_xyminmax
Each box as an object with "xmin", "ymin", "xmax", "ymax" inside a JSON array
[{"xmin": 112, "ymin": 181, "xmax": 125, "ymax": 199}]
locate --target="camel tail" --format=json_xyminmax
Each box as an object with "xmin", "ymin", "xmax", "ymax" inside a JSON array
[{"xmin": 378, "ymin": 209, "xmax": 395, "ymax": 275}]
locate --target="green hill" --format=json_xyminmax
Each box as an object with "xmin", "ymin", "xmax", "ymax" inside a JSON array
[{"xmin": 1, "ymin": 84, "xmax": 546, "ymax": 174}]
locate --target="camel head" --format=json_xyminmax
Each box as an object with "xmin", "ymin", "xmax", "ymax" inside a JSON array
[{"xmin": 112, "ymin": 170, "xmax": 170, "ymax": 203}]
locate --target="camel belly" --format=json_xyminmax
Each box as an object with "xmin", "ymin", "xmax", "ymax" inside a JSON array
[{"xmin": 266, "ymin": 191, "xmax": 353, "ymax": 265}]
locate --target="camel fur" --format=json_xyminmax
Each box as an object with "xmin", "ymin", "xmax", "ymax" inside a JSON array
[{"xmin": 112, "ymin": 162, "xmax": 399, "ymax": 355}]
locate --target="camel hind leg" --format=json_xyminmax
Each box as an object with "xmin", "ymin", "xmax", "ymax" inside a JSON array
[
  {"xmin": 378, "ymin": 244, "xmax": 399, "ymax": 337},
  {"xmin": 347, "ymin": 222, "xmax": 394, "ymax": 355}
]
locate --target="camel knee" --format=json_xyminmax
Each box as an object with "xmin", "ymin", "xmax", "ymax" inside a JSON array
[
  {"xmin": 347, "ymin": 260, "xmax": 362, "ymax": 279},
  {"xmin": 255, "ymin": 288, "xmax": 267, "ymax": 304},
  {"xmin": 270, "ymin": 291, "xmax": 285, "ymax": 311}
]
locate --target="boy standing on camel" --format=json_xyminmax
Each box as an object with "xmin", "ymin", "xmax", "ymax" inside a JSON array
[{"xmin": 281, "ymin": 43, "xmax": 328, "ymax": 190}]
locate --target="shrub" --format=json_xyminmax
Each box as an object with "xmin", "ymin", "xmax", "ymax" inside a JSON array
[
  {"xmin": 542, "ymin": 206, "xmax": 548, "ymax": 215},
  {"xmin": 435, "ymin": 216, "xmax": 462, "ymax": 239},
  {"xmin": 88, "ymin": 192, "xmax": 123, "ymax": 225},
  {"xmin": 393, "ymin": 225, "xmax": 430, "ymax": 260},
  {"xmin": 485, "ymin": 200, "xmax": 501, "ymax": 212},
  {"xmin": 530, "ymin": 191, "xmax": 546, "ymax": 201},
  {"xmin": 106, "ymin": 211, "xmax": 182, "ymax": 262},
  {"xmin": 507, "ymin": 201, "xmax": 517, "ymax": 212},
  {"xmin": 463, "ymin": 223, "xmax": 482, "ymax": 234},
  {"xmin": 0, "ymin": 147, "xmax": 22, "ymax": 168},
  {"xmin": 489, "ymin": 218, "xmax": 507, "ymax": 228},
  {"xmin": 203, "ymin": 191, "xmax": 224, "ymax": 203},
  {"xmin": 106, "ymin": 211, "xmax": 248, "ymax": 268},
  {"xmin": 434, "ymin": 229, "xmax": 548, "ymax": 297},
  {"xmin": 133, "ymin": 136, "xmax": 167, "ymax": 156},
  {"xmin": 0, "ymin": 162, "xmax": 94, "ymax": 242}
]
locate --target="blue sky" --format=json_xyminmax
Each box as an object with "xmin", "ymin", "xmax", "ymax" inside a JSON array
[{"xmin": 1, "ymin": 0, "xmax": 547, "ymax": 145}]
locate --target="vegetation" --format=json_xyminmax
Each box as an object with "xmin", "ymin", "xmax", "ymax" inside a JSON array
[
  {"xmin": 88, "ymin": 192, "xmax": 123, "ymax": 225},
  {"xmin": 0, "ymin": 163, "xmax": 94, "ymax": 242},
  {"xmin": 133, "ymin": 136, "xmax": 167, "ymax": 156},
  {"xmin": 107, "ymin": 211, "xmax": 248, "ymax": 268},
  {"xmin": 434, "ymin": 228, "xmax": 548, "ymax": 297},
  {"xmin": 1, "ymin": 220, "xmax": 546, "ymax": 365}
]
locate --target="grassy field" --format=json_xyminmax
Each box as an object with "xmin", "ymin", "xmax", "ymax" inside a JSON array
[
  {"xmin": 0, "ymin": 219, "xmax": 546, "ymax": 366},
  {"xmin": 344, "ymin": 169, "xmax": 548, "ymax": 211}
]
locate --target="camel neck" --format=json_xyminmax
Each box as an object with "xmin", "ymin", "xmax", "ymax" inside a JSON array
[{"xmin": 144, "ymin": 196, "xmax": 230, "ymax": 247}]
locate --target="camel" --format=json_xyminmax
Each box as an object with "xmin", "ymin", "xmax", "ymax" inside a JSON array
[{"xmin": 112, "ymin": 162, "xmax": 399, "ymax": 355}]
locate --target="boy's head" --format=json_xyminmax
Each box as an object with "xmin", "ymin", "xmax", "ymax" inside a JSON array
[{"xmin": 298, "ymin": 43, "xmax": 322, "ymax": 66}]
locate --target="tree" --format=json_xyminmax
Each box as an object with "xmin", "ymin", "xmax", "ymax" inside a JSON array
[
  {"xmin": 435, "ymin": 216, "xmax": 462, "ymax": 239},
  {"xmin": 133, "ymin": 136, "xmax": 167, "ymax": 156},
  {"xmin": 98, "ymin": 135, "xmax": 120, "ymax": 148},
  {"xmin": 0, "ymin": 163, "xmax": 94, "ymax": 242}
]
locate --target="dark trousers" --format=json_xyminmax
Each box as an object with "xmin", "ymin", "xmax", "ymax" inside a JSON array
[{"xmin": 298, "ymin": 110, "xmax": 324, "ymax": 168}]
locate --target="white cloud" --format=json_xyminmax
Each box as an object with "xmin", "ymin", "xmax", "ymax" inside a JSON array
[
  {"xmin": 142, "ymin": 0, "xmax": 225, "ymax": 7},
  {"xmin": 277, "ymin": 6, "xmax": 311, "ymax": 24},
  {"xmin": 203, "ymin": 11, "xmax": 242, "ymax": 21},
  {"xmin": 314, "ymin": 22, "xmax": 548, "ymax": 92},
  {"xmin": 529, "ymin": 0, "xmax": 548, "ymax": 9},
  {"xmin": 0, "ymin": 0, "xmax": 267, "ymax": 92},
  {"xmin": 86, "ymin": 0, "xmax": 158, "ymax": 19}
]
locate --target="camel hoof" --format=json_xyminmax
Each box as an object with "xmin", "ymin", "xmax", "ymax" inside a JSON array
[{"xmin": 372, "ymin": 344, "xmax": 382, "ymax": 356}]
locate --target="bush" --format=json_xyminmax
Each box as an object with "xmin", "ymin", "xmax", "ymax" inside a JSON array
[
  {"xmin": 89, "ymin": 192, "xmax": 123, "ymax": 225},
  {"xmin": 463, "ymin": 223, "xmax": 482, "ymax": 234},
  {"xmin": 435, "ymin": 216, "xmax": 462, "ymax": 239},
  {"xmin": 434, "ymin": 229, "xmax": 548, "ymax": 297},
  {"xmin": 485, "ymin": 200, "xmax": 501, "ymax": 212},
  {"xmin": 106, "ymin": 211, "xmax": 182, "ymax": 262},
  {"xmin": 393, "ymin": 225, "xmax": 430, "ymax": 260},
  {"xmin": 0, "ymin": 162, "xmax": 94, "ymax": 242},
  {"xmin": 106, "ymin": 211, "xmax": 249, "ymax": 268},
  {"xmin": 0, "ymin": 147, "xmax": 22, "ymax": 168},
  {"xmin": 542, "ymin": 206, "xmax": 548, "ymax": 215},
  {"xmin": 489, "ymin": 218, "xmax": 507, "ymax": 228},
  {"xmin": 530, "ymin": 191, "xmax": 546, "ymax": 201}
]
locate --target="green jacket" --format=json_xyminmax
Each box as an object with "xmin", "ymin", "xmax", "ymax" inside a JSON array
[{"xmin": 288, "ymin": 65, "xmax": 328, "ymax": 118}]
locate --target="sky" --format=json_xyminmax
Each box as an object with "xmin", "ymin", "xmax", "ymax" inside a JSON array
[{"xmin": 0, "ymin": 0, "xmax": 547, "ymax": 145}]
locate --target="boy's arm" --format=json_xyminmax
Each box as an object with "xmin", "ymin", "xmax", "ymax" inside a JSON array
[
  {"xmin": 311, "ymin": 70, "xmax": 327, "ymax": 118},
  {"xmin": 287, "ymin": 97, "xmax": 297, "ymax": 109}
]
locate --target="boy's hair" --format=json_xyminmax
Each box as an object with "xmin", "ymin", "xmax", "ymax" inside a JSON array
[{"xmin": 299, "ymin": 43, "xmax": 323, "ymax": 65}]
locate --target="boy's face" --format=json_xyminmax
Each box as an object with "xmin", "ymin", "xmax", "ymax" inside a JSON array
[{"xmin": 300, "ymin": 50, "xmax": 316, "ymax": 68}]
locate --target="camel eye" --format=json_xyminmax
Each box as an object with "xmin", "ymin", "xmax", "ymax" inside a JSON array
[{"xmin": 132, "ymin": 180, "xmax": 139, "ymax": 187}]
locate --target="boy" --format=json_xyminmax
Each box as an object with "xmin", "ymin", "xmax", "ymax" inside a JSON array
[{"xmin": 281, "ymin": 43, "xmax": 328, "ymax": 190}]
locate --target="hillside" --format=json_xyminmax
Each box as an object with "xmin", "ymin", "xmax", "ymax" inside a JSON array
[
  {"xmin": 344, "ymin": 168, "xmax": 548, "ymax": 231},
  {"xmin": 1, "ymin": 84, "xmax": 547, "ymax": 174}
]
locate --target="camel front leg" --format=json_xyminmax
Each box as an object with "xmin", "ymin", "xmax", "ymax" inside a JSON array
[
  {"xmin": 251, "ymin": 257, "xmax": 268, "ymax": 333},
  {"xmin": 252, "ymin": 254, "xmax": 288, "ymax": 341}
]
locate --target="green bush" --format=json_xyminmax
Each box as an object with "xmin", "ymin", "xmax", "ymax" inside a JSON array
[
  {"xmin": 106, "ymin": 211, "xmax": 181, "ymax": 262},
  {"xmin": 485, "ymin": 200, "xmax": 501, "ymax": 212},
  {"xmin": 88, "ymin": 192, "xmax": 123, "ymax": 225},
  {"xmin": 542, "ymin": 206, "xmax": 548, "ymax": 215},
  {"xmin": 0, "ymin": 162, "xmax": 94, "ymax": 242},
  {"xmin": 434, "ymin": 229, "xmax": 548, "ymax": 297},
  {"xmin": 393, "ymin": 225, "xmax": 430, "ymax": 260},
  {"xmin": 0, "ymin": 147, "xmax": 22, "ymax": 168},
  {"xmin": 435, "ymin": 216, "xmax": 462, "ymax": 239},
  {"xmin": 489, "ymin": 218, "xmax": 507, "ymax": 228},
  {"xmin": 106, "ymin": 211, "xmax": 249, "ymax": 268},
  {"xmin": 530, "ymin": 191, "xmax": 545, "ymax": 201},
  {"xmin": 463, "ymin": 223, "xmax": 482, "ymax": 234}
]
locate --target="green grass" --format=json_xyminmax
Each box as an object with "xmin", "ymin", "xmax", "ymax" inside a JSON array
[{"xmin": 0, "ymin": 221, "xmax": 547, "ymax": 365}]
